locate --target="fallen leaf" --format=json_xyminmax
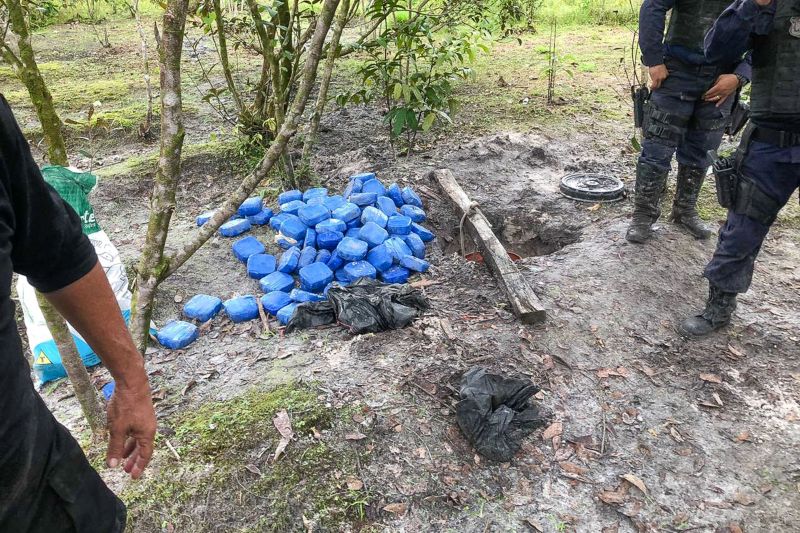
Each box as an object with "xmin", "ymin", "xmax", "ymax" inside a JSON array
[
  {"xmin": 727, "ymin": 344, "xmax": 744, "ymax": 358},
  {"xmin": 181, "ymin": 380, "xmax": 197, "ymax": 396},
  {"xmin": 272, "ymin": 409, "xmax": 294, "ymax": 462},
  {"xmin": 620, "ymin": 473, "xmax": 648, "ymax": 495},
  {"xmin": 383, "ymin": 502, "xmax": 408, "ymax": 515},
  {"xmin": 598, "ymin": 490, "xmax": 626, "ymax": 505},
  {"xmin": 735, "ymin": 431, "xmax": 751, "ymax": 443},
  {"xmin": 311, "ymin": 427, "xmax": 322, "ymax": 439},
  {"xmin": 597, "ymin": 367, "xmax": 629, "ymax": 379},
  {"xmin": 587, "ymin": 203, "xmax": 601, "ymax": 212},
  {"xmin": 726, "ymin": 523, "xmax": 744, "ymax": 533},
  {"xmin": 345, "ymin": 431, "xmax": 367, "ymax": 441},
  {"xmin": 732, "ymin": 491, "xmax": 755, "ymax": 506},
  {"xmin": 670, "ymin": 426, "xmax": 684, "ymax": 443},
  {"xmin": 559, "ymin": 461, "xmax": 588, "ymax": 475},
  {"xmin": 245, "ymin": 464, "xmax": 262, "ymax": 476},
  {"xmin": 699, "ymin": 373, "xmax": 723, "ymax": 384},
  {"xmin": 542, "ymin": 421, "xmax": 563, "ymax": 440},
  {"xmin": 524, "ymin": 518, "xmax": 544, "ymax": 531},
  {"xmin": 346, "ymin": 476, "xmax": 363, "ymax": 491}
]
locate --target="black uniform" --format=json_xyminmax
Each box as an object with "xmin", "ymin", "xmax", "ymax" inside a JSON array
[{"xmin": 0, "ymin": 95, "xmax": 125, "ymax": 532}]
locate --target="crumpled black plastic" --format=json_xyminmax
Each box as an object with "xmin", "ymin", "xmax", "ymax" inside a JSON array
[
  {"xmin": 456, "ymin": 366, "xmax": 547, "ymax": 462},
  {"xmin": 286, "ymin": 278, "xmax": 429, "ymax": 334}
]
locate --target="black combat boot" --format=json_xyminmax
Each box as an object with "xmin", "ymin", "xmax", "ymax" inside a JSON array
[
  {"xmin": 679, "ymin": 284, "xmax": 738, "ymax": 337},
  {"xmin": 626, "ymin": 162, "xmax": 669, "ymax": 244},
  {"xmin": 670, "ymin": 165, "xmax": 713, "ymax": 240}
]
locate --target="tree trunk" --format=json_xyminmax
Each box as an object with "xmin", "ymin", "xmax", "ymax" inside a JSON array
[
  {"xmin": 299, "ymin": 0, "xmax": 350, "ymax": 183},
  {"xmin": 131, "ymin": 0, "xmax": 154, "ymax": 138},
  {"xmin": 129, "ymin": 0, "xmax": 189, "ymax": 354},
  {"xmin": 2, "ymin": 0, "xmax": 67, "ymax": 165}
]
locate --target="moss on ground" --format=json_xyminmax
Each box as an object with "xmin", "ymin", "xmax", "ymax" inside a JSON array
[{"xmin": 122, "ymin": 383, "xmax": 372, "ymax": 532}]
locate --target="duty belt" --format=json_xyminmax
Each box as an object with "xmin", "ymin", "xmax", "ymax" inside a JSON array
[
  {"xmin": 664, "ymin": 57, "xmax": 726, "ymax": 78},
  {"xmin": 752, "ymin": 127, "xmax": 800, "ymax": 148}
]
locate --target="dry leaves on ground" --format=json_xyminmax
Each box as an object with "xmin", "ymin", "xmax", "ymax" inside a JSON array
[
  {"xmin": 542, "ymin": 421, "xmax": 563, "ymax": 440},
  {"xmin": 346, "ymin": 476, "xmax": 364, "ymax": 491},
  {"xmin": 272, "ymin": 409, "xmax": 294, "ymax": 462},
  {"xmin": 699, "ymin": 373, "xmax": 723, "ymax": 384},
  {"xmin": 345, "ymin": 431, "xmax": 368, "ymax": 441},
  {"xmin": 620, "ymin": 473, "xmax": 648, "ymax": 495},
  {"xmin": 597, "ymin": 367, "xmax": 630, "ymax": 379},
  {"xmin": 383, "ymin": 502, "xmax": 408, "ymax": 515}
]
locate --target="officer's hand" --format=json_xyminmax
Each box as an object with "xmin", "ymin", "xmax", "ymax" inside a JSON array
[
  {"xmin": 754, "ymin": 0, "xmax": 772, "ymax": 6},
  {"xmin": 106, "ymin": 377, "xmax": 157, "ymax": 480},
  {"xmin": 649, "ymin": 64, "xmax": 669, "ymax": 90},
  {"xmin": 704, "ymin": 74, "xmax": 739, "ymax": 107}
]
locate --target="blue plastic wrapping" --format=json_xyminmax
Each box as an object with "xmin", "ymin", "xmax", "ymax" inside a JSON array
[
  {"xmin": 238, "ymin": 196, "xmax": 263, "ymax": 216},
  {"xmin": 196, "ymin": 210, "xmax": 215, "ymax": 226},
  {"xmin": 332, "ymin": 202, "xmax": 360, "ymax": 222},
  {"xmin": 344, "ymin": 260, "xmax": 377, "ymax": 280},
  {"xmin": 387, "ymin": 183, "xmax": 405, "ymax": 207},
  {"xmin": 404, "ymin": 232, "xmax": 426, "ymax": 259},
  {"xmin": 303, "ymin": 187, "xmax": 328, "ymax": 201},
  {"xmin": 278, "ymin": 189, "xmax": 302, "ymax": 204},
  {"xmin": 277, "ymin": 246, "xmax": 301, "ymax": 273},
  {"xmin": 366, "ymin": 244, "xmax": 393, "ymax": 272},
  {"xmin": 351, "ymin": 172, "xmax": 376, "ymax": 182},
  {"xmin": 280, "ymin": 214, "xmax": 308, "ymax": 241},
  {"xmin": 350, "ymin": 192, "xmax": 377, "ymax": 207},
  {"xmin": 298, "ymin": 203, "xmax": 330, "ymax": 227},
  {"xmin": 317, "ymin": 231, "xmax": 344, "ymax": 251},
  {"xmin": 183, "ymin": 294, "xmax": 223, "ymax": 322},
  {"xmin": 402, "ymin": 186, "xmax": 423, "ymax": 208},
  {"xmin": 269, "ymin": 212, "xmax": 291, "ymax": 231},
  {"xmin": 376, "ymin": 196, "xmax": 397, "ymax": 217},
  {"xmin": 411, "ymin": 222, "xmax": 435, "ymax": 242},
  {"xmin": 346, "ymin": 218, "xmax": 362, "ymax": 230},
  {"xmin": 337, "ymin": 237, "xmax": 369, "ymax": 261},
  {"xmin": 299, "ymin": 262, "xmax": 334, "ymax": 292},
  {"xmin": 315, "ymin": 249, "xmax": 332, "ymax": 264},
  {"xmin": 334, "ymin": 267, "xmax": 351, "ymax": 283},
  {"xmin": 277, "ymin": 303, "xmax": 299, "ymax": 325},
  {"xmin": 381, "ymin": 265, "xmax": 411, "ymax": 284},
  {"xmin": 260, "ymin": 271, "xmax": 296, "ymax": 293},
  {"xmin": 385, "ymin": 236, "xmax": 413, "ymax": 261},
  {"xmin": 306, "ymin": 196, "xmax": 326, "ymax": 207},
  {"xmin": 290, "ymin": 289, "xmax": 326, "ymax": 303},
  {"xmin": 279, "ymin": 199, "xmax": 306, "ymax": 215},
  {"xmin": 102, "ymin": 381, "xmax": 115, "ymax": 401},
  {"xmin": 345, "ymin": 227, "xmax": 362, "ymax": 239},
  {"xmin": 276, "ymin": 235, "xmax": 297, "ymax": 250},
  {"xmin": 247, "ymin": 254, "xmax": 277, "ymax": 279},
  {"xmin": 304, "ymin": 229, "xmax": 317, "ymax": 249},
  {"xmin": 400, "ymin": 204, "xmax": 426, "ymax": 222},
  {"xmin": 248, "ymin": 207, "xmax": 274, "ymax": 225},
  {"xmin": 361, "ymin": 206, "xmax": 389, "ymax": 228},
  {"xmin": 219, "ymin": 218, "xmax": 251, "ymax": 237},
  {"xmin": 387, "ymin": 215, "xmax": 412, "ymax": 235},
  {"xmin": 223, "ymin": 296, "xmax": 259, "ymax": 323},
  {"xmin": 157, "ymin": 320, "xmax": 199, "ymax": 349},
  {"xmin": 323, "ymin": 195, "xmax": 346, "ymax": 211},
  {"xmin": 362, "ymin": 178, "xmax": 386, "ymax": 196},
  {"xmin": 261, "ymin": 291, "xmax": 292, "ymax": 315},
  {"xmin": 359, "ymin": 221, "xmax": 389, "ymax": 248},
  {"xmin": 298, "ymin": 246, "xmax": 317, "ymax": 269},
  {"xmin": 327, "ymin": 250, "xmax": 345, "ymax": 271},
  {"xmin": 400, "ymin": 255, "xmax": 430, "ymax": 273},
  {"xmin": 316, "ymin": 218, "xmax": 347, "ymax": 234},
  {"xmin": 232, "ymin": 236, "xmax": 266, "ymax": 262}
]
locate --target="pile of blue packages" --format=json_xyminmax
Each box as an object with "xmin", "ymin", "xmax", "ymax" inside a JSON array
[{"xmin": 160, "ymin": 172, "xmax": 436, "ymax": 349}]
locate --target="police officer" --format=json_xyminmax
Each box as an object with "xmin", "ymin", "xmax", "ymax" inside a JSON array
[
  {"xmin": 628, "ymin": 0, "xmax": 751, "ymax": 243},
  {"xmin": 681, "ymin": 0, "xmax": 800, "ymax": 335}
]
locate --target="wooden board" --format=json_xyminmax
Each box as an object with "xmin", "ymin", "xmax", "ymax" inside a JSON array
[{"xmin": 432, "ymin": 169, "xmax": 546, "ymax": 324}]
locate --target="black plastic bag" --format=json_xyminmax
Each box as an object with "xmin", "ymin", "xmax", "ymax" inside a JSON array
[
  {"xmin": 286, "ymin": 278, "xmax": 429, "ymax": 334},
  {"xmin": 456, "ymin": 367, "xmax": 547, "ymax": 462}
]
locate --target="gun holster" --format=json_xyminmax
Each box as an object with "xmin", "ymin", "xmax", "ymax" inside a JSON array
[
  {"xmin": 632, "ymin": 85, "xmax": 651, "ymax": 129},
  {"xmin": 710, "ymin": 151, "xmax": 739, "ymax": 209},
  {"xmin": 726, "ymin": 98, "xmax": 750, "ymax": 137}
]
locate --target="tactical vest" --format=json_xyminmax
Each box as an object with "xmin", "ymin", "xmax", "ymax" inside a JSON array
[
  {"xmin": 665, "ymin": 0, "xmax": 732, "ymax": 52},
  {"xmin": 750, "ymin": 0, "xmax": 800, "ymax": 119}
]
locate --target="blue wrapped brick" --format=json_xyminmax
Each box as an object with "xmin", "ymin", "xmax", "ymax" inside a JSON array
[
  {"xmin": 223, "ymin": 296, "xmax": 259, "ymax": 323},
  {"xmin": 304, "ymin": 229, "xmax": 317, "ymax": 249},
  {"xmin": 247, "ymin": 254, "xmax": 276, "ymax": 279},
  {"xmin": 387, "ymin": 215, "xmax": 412, "ymax": 235},
  {"xmin": 400, "ymin": 204, "xmax": 426, "ymax": 222},
  {"xmin": 351, "ymin": 172, "xmax": 376, "ymax": 182},
  {"xmin": 367, "ymin": 244, "xmax": 393, "ymax": 272},
  {"xmin": 183, "ymin": 295, "xmax": 223, "ymax": 322},
  {"xmin": 350, "ymin": 192, "xmax": 377, "ymax": 207},
  {"xmin": 387, "ymin": 183, "xmax": 405, "ymax": 207},
  {"xmin": 278, "ymin": 189, "xmax": 302, "ymax": 205},
  {"xmin": 280, "ymin": 214, "xmax": 308, "ymax": 241},
  {"xmin": 279, "ymin": 199, "xmax": 306, "ymax": 216},
  {"xmin": 385, "ymin": 236, "xmax": 413, "ymax": 261},
  {"xmin": 238, "ymin": 196, "xmax": 263, "ymax": 216},
  {"xmin": 196, "ymin": 210, "xmax": 215, "ymax": 227},
  {"xmin": 334, "ymin": 267, "xmax": 351, "ymax": 283},
  {"xmin": 324, "ymin": 195, "xmax": 346, "ymax": 211},
  {"xmin": 327, "ymin": 250, "xmax": 345, "ymax": 271},
  {"xmin": 344, "ymin": 260, "xmax": 377, "ymax": 281},
  {"xmin": 298, "ymin": 246, "xmax": 317, "ymax": 269},
  {"xmin": 359, "ymin": 222, "xmax": 389, "ymax": 248},
  {"xmin": 362, "ymin": 178, "xmax": 386, "ymax": 196},
  {"xmin": 332, "ymin": 202, "xmax": 360, "ymax": 223},
  {"xmin": 262, "ymin": 291, "xmax": 292, "ymax": 315},
  {"xmin": 248, "ymin": 208, "xmax": 273, "ymax": 225},
  {"xmin": 269, "ymin": 212, "xmax": 291, "ymax": 231},
  {"xmin": 276, "ymin": 303, "xmax": 299, "ymax": 325},
  {"xmin": 157, "ymin": 320, "xmax": 199, "ymax": 349},
  {"xmin": 299, "ymin": 203, "xmax": 330, "ymax": 227},
  {"xmin": 381, "ymin": 265, "xmax": 411, "ymax": 284},
  {"xmin": 316, "ymin": 218, "xmax": 347, "ymax": 234},
  {"xmin": 299, "ymin": 262, "xmax": 334, "ymax": 292},
  {"xmin": 345, "ymin": 227, "xmax": 362, "ymax": 239},
  {"xmin": 411, "ymin": 223, "xmax": 435, "ymax": 242},
  {"xmin": 361, "ymin": 206, "xmax": 389, "ymax": 228},
  {"xmin": 277, "ymin": 246, "xmax": 301, "ymax": 274},
  {"xmin": 317, "ymin": 231, "xmax": 344, "ymax": 251},
  {"xmin": 315, "ymin": 249, "xmax": 332, "ymax": 264},
  {"xmin": 337, "ymin": 237, "xmax": 368, "ymax": 261},
  {"xmin": 346, "ymin": 218, "xmax": 362, "ymax": 231},
  {"xmin": 303, "ymin": 187, "xmax": 328, "ymax": 201},
  {"xmin": 276, "ymin": 235, "xmax": 297, "ymax": 250},
  {"xmin": 290, "ymin": 289, "xmax": 326, "ymax": 303},
  {"xmin": 404, "ymin": 232, "xmax": 426, "ymax": 259},
  {"xmin": 219, "ymin": 218, "xmax": 251, "ymax": 237},
  {"xmin": 377, "ymin": 196, "xmax": 397, "ymax": 217},
  {"xmin": 402, "ymin": 186, "xmax": 423, "ymax": 208},
  {"xmin": 400, "ymin": 255, "xmax": 430, "ymax": 273},
  {"xmin": 260, "ymin": 271, "xmax": 295, "ymax": 293},
  {"xmin": 306, "ymin": 196, "xmax": 326, "ymax": 207},
  {"xmin": 232, "ymin": 236, "xmax": 265, "ymax": 262}
]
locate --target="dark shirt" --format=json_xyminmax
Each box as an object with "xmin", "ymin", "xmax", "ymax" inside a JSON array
[
  {"xmin": 705, "ymin": 0, "xmax": 800, "ymax": 132},
  {"xmin": 640, "ymin": 0, "xmax": 752, "ymax": 79},
  {"xmin": 0, "ymin": 94, "xmax": 97, "ymax": 529}
]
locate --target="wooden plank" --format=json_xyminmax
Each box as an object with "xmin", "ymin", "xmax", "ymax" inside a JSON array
[{"xmin": 431, "ymin": 169, "xmax": 547, "ymax": 324}]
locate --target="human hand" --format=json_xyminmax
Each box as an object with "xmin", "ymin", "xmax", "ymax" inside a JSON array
[
  {"xmin": 704, "ymin": 74, "xmax": 739, "ymax": 107},
  {"xmin": 649, "ymin": 64, "xmax": 669, "ymax": 90},
  {"xmin": 754, "ymin": 0, "xmax": 772, "ymax": 6},
  {"xmin": 106, "ymin": 377, "xmax": 156, "ymax": 480}
]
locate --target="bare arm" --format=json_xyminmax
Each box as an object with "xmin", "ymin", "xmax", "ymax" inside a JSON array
[{"xmin": 45, "ymin": 262, "xmax": 156, "ymax": 480}]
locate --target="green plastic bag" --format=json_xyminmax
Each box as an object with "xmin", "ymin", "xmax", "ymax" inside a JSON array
[{"xmin": 41, "ymin": 165, "xmax": 101, "ymax": 235}]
